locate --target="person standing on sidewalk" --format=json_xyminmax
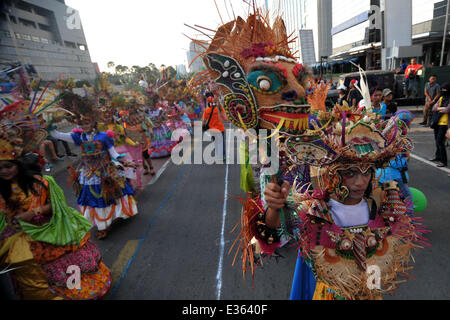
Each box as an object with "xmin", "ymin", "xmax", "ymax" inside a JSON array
[
  {"xmin": 430, "ymin": 82, "xmax": 450, "ymax": 168},
  {"xmin": 421, "ymin": 75, "xmax": 441, "ymax": 126}
]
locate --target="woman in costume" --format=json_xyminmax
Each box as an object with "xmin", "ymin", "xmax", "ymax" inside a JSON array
[
  {"xmin": 0, "ymin": 105, "xmax": 111, "ymax": 299},
  {"xmin": 121, "ymin": 97, "xmax": 156, "ymax": 176},
  {"xmin": 50, "ymin": 93, "xmax": 138, "ymax": 240},
  {"xmin": 255, "ymin": 72, "xmax": 429, "ymax": 300},
  {"xmin": 97, "ymin": 95, "xmax": 144, "ymax": 192},
  {"xmin": 147, "ymin": 101, "xmax": 178, "ymax": 159},
  {"xmin": 164, "ymin": 85, "xmax": 191, "ymax": 140}
]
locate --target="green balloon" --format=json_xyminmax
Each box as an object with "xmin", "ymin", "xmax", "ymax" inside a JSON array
[{"xmin": 409, "ymin": 187, "xmax": 427, "ymax": 213}]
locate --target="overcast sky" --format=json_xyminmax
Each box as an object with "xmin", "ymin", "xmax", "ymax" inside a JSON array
[{"xmin": 65, "ymin": 0, "xmax": 267, "ymax": 72}]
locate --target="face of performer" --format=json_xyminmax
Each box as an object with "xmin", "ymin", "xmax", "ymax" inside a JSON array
[
  {"xmin": 0, "ymin": 161, "xmax": 19, "ymax": 182},
  {"xmin": 81, "ymin": 121, "xmax": 95, "ymax": 134},
  {"xmin": 339, "ymin": 168, "xmax": 372, "ymax": 205}
]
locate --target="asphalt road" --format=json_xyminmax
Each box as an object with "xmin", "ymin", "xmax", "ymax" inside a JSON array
[{"xmin": 1, "ymin": 115, "xmax": 449, "ymax": 300}]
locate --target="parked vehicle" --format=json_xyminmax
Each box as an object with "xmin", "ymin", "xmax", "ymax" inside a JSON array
[{"xmin": 327, "ymin": 70, "xmax": 398, "ymax": 105}]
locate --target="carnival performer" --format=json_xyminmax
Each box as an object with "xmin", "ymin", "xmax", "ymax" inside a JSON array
[
  {"xmin": 175, "ymin": 100, "xmax": 194, "ymax": 135},
  {"xmin": 376, "ymin": 110, "xmax": 415, "ymax": 205},
  {"xmin": 50, "ymin": 92, "xmax": 138, "ymax": 240},
  {"xmin": 121, "ymin": 98, "xmax": 156, "ymax": 176},
  {"xmin": 191, "ymin": 6, "xmax": 316, "ymax": 299},
  {"xmin": 0, "ymin": 103, "xmax": 111, "ymax": 299},
  {"xmin": 97, "ymin": 96, "xmax": 144, "ymax": 192},
  {"xmin": 147, "ymin": 101, "xmax": 178, "ymax": 159},
  {"xmin": 255, "ymin": 69, "xmax": 429, "ymax": 300},
  {"xmin": 164, "ymin": 86, "xmax": 191, "ymax": 140}
]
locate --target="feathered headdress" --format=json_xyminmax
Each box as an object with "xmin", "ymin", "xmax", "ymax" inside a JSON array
[
  {"xmin": 0, "ymin": 101, "xmax": 47, "ymax": 161},
  {"xmin": 284, "ymin": 69, "xmax": 413, "ymax": 171},
  {"xmin": 58, "ymin": 91, "xmax": 99, "ymax": 124}
]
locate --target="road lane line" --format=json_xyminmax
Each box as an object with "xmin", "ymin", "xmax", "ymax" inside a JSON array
[
  {"xmin": 109, "ymin": 240, "xmax": 140, "ymax": 288},
  {"xmin": 109, "ymin": 166, "xmax": 186, "ymax": 298},
  {"xmin": 216, "ymin": 127, "xmax": 231, "ymax": 300},
  {"xmin": 411, "ymin": 153, "xmax": 450, "ymax": 174},
  {"xmin": 148, "ymin": 158, "xmax": 171, "ymax": 185}
]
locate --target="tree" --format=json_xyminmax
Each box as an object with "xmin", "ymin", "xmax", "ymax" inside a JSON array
[{"xmin": 107, "ymin": 61, "xmax": 115, "ymax": 71}]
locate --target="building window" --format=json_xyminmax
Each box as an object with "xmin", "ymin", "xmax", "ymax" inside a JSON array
[
  {"xmin": 78, "ymin": 44, "xmax": 86, "ymax": 51},
  {"xmin": 64, "ymin": 41, "xmax": 76, "ymax": 48},
  {"xmin": 0, "ymin": 30, "xmax": 10, "ymax": 38},
  {"xmin": 40, "ymin": 38, "xmax": 49, "ymax": 44},
  {"xmin": 32, "ymin": 36, "xmax": 40, "ymax": 42},
  {"xmin": 9, "ymin": 16, "xmax": 17, "ymax": 24},
  {"xmin": 15, "ymin": 33, "xmax": 21, "ymax": 39},
  {"xmin": 22, "ymin": 34, "xmax": 31, "ymax": 41},
  {"xmin": 19, "ymin": 18, "xmax": 37, "ymax": 29},
  {"xmin": 38, "ymin": 23, "xmax": 52, "ymax": 32},
  {"xmin": 34, "ymin": 7, "xmax": 51, "ymax": 18},
  {"xmin": 15, "ymin": 1, "xmax": 33, "ymax": 13}
]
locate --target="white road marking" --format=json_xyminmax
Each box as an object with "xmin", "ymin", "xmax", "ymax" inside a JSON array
[
  {"xmin": 216, "ymin": 126, "xmax": 231, "ymax": 300},
  {"xmin": 147, "ymin": 158, "xmax": 171, "ymax": 185},
  {"xmin": 410, "ymin": 153, "xmax": 450, "ymax": 174}
]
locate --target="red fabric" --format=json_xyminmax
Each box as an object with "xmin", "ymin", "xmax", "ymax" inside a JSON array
[
  {"xmin": 202, "ymin": 106, "xmax": 225, "ymax": 132},
  {"xmin": 404, "ymin": 64, "xmax": 423, "ymax": 78}
]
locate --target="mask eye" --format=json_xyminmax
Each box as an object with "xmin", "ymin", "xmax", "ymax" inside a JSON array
[
  {"xmin": 257, "ymin": 76, "xmax": 272, "ymax": 91},
  {"xmin": 247, "ymin": 70, "xmax": 284, "ymax": 94},
  {"xmin": 341, "ymin": 170, "xmax": 356, "ymax": 178}
]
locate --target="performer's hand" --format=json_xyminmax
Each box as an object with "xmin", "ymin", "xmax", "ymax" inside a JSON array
[
  {"xmin": 264, "ymin": 181, "xmax": 290, "ymax": 210},
  {"xmin": 15, "ymin": 211, "xmax": 34, "ymax": 222}
]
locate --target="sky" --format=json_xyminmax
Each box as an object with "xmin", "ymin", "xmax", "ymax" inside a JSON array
[{"xmin": 65, "ymin": 0, "xmax": 267, "ymax": 73}]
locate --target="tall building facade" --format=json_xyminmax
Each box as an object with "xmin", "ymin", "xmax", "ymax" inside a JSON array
[
  {"xmin": 186, "ymin": 41, "xmax": 206, "ymax": 73},
  {"xmin": 0, "ymin": 0, "xmax": 96, "ymax": 81},
  {"xmin": 330, "ymin": 0, "xmax": 383, "ymax": 70},
  {"xmin": 412, "ymin": 0, "xmax": 450, "ymax": 66},
  {"xmin": 270, "ymin": 0, "xmax": 332, "ymax": 65}
]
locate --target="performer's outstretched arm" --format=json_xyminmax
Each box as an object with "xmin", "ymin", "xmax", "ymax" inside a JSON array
[{"xmin": 50, "ymin": 130, "xmax": 74, "ymax": 144}]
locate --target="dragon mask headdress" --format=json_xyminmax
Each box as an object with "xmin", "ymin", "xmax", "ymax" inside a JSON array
[{"xmin": 191, "ymin": 6, "xmax": 311, "ymax": 136}]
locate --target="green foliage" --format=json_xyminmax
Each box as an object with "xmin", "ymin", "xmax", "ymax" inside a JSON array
[{"xmin": 106, "ymin": 61, "xmax": 181, "ymax": 85}]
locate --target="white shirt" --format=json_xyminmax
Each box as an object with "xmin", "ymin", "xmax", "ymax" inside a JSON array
[{"xmin": 329, "ymin": 198, "xmax": 370, "ymax": 228}]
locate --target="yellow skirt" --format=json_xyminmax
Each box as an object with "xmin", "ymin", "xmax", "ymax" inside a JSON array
[
  {"xmin": 0, "ymin": 232, "xmax": 62, "ymax": 300},
  {"xmin": 312, "ymin": 281, "xmax": 337, "ymax": 300},
  {"xmin": 1, "ymin": 231, "xmax": 111, "ymax": 300}
]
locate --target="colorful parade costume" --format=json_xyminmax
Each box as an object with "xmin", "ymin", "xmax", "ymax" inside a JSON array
[
  {"xmin": 253, "ymin": 70, "xmax": 429, "ymax": 300},
  {"xmin": 52, "ymin": 93, "xmax": 138, "ymax": 236},
  {"xmin": 166, "ymin": 103, "xmax": 192, "ymax": 137},
  {"xmin": 194, "ymin": 4, "xmax": 428, "ymax": 300},
  {"xmin": 147, "ymin": 102, "xmax": 178, "ymax": 158},
  {"xmin": 191, "ymin": 5, "xmax": 315, "ymax": 298},
  {"xmin": 96, "ymin": 88, "xmax": 146, "ymax": 191},
  {"xmin": 0, "ymin": 102, "xmax": 111, "ymax": 299}
]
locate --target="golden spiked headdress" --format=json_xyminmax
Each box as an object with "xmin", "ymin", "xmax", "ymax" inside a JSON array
[{"xmin": 0, "ymin": 101, "xmax": 47, "ymax": 161}]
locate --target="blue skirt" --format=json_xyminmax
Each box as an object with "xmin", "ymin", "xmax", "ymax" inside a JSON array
[
  {"xmin": 77, "ymin": 180, "xmax": 135, "ymax": 208},
  {"xmin": 289, "ymin": 251, "xmax": 316, "ymax": 300}
]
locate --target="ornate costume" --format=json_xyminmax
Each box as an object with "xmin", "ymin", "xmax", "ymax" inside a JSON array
[
  {"xmin": 147, "ymin": 102, "xmax": 178, "ymax": 158},
  {"xmin": 194, "ymin": 4, "xmax": 428, "ymax": 300},
  {"xmin": 0, "ymin": 101, "xmax": 111, "ymax": 299},
  {"xmin": 255, "ymin": 71, "xmax": 429, "ymax": 300},
  {"xmin": 192, "ymin": 5, "xmax": 315, "ymax": 299},
  {"xmin": 52, "ymin": 93, "xmax": 138, "ymax": 235}
]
